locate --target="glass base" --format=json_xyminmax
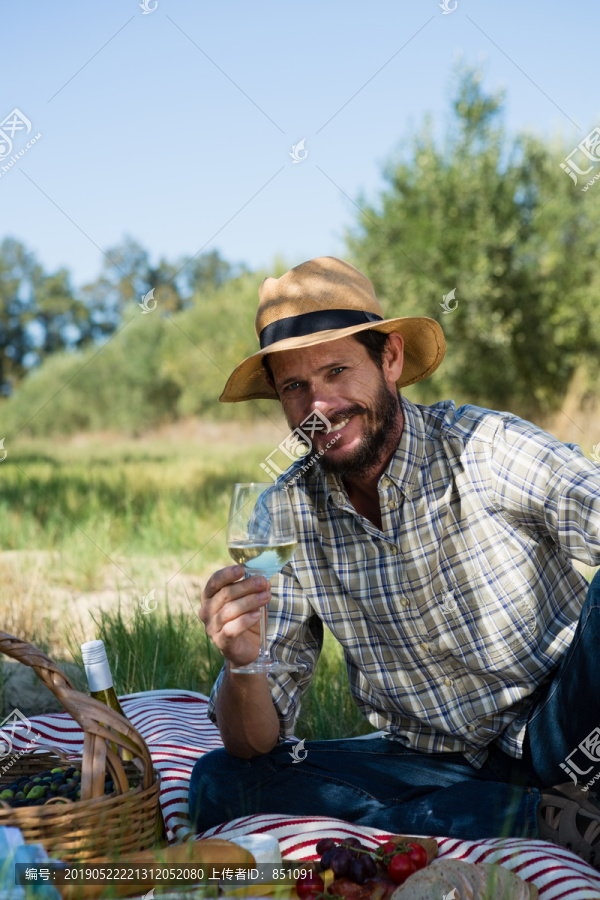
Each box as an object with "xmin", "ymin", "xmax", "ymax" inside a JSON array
[{"xmin": 229, "ymin": 656, "xmax": 297, "ymax": 675}]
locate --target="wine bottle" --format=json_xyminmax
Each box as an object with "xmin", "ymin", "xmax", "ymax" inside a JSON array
[
  {"xmin": 81, "ymin": 640, "xmax": 169, "ymax": 846},
  {"xmin": 81, "ymin": 639, "xmax": 135, "ymax": 761}
]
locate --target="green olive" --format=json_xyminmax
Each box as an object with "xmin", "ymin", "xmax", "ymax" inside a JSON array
[{"xmin": 27, "ymin": 785, "xmax": 46, "ymax": 800}]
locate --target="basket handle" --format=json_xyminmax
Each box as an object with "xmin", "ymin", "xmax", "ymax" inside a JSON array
[{"xmin": 0, "ymin": 632, "xmax": 154, "ymax": 797}]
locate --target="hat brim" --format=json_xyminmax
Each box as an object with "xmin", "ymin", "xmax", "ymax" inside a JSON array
[{"xmin": 219, "ymin": 316, "xmax": 445, "ymax": 402}]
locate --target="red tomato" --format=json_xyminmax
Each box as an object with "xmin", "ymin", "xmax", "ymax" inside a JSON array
[
  {"xmin": 387, "ymin": 852, "xmax": 416, "ymax": 885},
  {"xmin": 405, "ymin": 842, "xmax": 428, "ymax": 871},
  {"xmin": 377, "ymin": 841, "xmax": 398, "ymax": 857},
  {"xmin": 296, "ymin": 870, "xmax": 325, "ymax": 899}
]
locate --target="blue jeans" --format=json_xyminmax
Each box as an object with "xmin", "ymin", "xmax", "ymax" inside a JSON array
[{"xmin": 189, "ymin": 571, "xmax": 600, "ymax": 840}]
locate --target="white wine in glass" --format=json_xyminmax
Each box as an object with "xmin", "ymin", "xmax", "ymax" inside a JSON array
[{"xmin": 227, "ymin": 482, "xmax": 297, "ymax": 675}]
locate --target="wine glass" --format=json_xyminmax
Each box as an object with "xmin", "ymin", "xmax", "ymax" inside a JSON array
[{"xmin": 226, "ymin": 482, "xmax": 297, "ymax": 675}]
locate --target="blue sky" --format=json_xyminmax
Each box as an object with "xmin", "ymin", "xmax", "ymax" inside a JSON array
[{"xmin": 1, "ymin": 0, "xmax": 597, "ymax": 288}]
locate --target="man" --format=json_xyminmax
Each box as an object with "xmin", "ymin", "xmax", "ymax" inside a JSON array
[{"xmin": 190, "ymin": 257, "xmax": 600, "ymax": 866}]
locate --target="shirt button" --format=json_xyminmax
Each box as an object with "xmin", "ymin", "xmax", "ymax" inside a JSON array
[
  {"xmin": 336, "ymin": 492, "xmax": 345, "ymax": 505},
  {"xmin": 390, "ymin": 546, "xmax": 399, "ymax": 555},
  {"xmin": 467, "ymin": 724, "xmax": 476, "ymax": 733},
  {"xmin": 444, "ymin": 677, "xmax": 453, "ymax": 687},
  {"xmin": 420, "ymin": 642, "xmax": 430, "ymax": 653},
  {"xmin": 387, "ymin": 499, "xmax": 397, "ymax": 510},
  {"xmin": 400, "ymin": 597, "xmax": 409, "ymax": 608},
  {"xmin": 381, "ymin": 476, "xmax": 391, "ymax": 487}
]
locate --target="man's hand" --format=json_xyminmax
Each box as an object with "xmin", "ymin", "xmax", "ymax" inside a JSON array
[{"xmin": 200, "ymin": 565, "xmax": 271, "ymax": 668}]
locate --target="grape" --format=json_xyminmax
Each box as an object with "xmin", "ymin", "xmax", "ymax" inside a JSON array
[
  {"xmin": 320, "ymin": 849, "xmax": 335, "ymax": 871},
  {"xmin": 341, "ymin": 838, "xmax": 363, "ymax": 858},
  {"xmin": 362, "ymin": 855, "xmax": 377, "ymax": 878},
  {"xmin": 348, "ymin": 858, "xmax": 367, "ymax": 884},
  {"xmin": 330, "ymin": 847, "xmax": 353, "ymax": 878},
  {"xmin": 316, "ymin": 838, "xmax": 337, "ymax": 855}
]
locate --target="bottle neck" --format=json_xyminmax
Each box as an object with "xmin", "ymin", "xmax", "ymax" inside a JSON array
[{"xmin": 84, "ymin": 657, "xmax": 114, "ymax": 693}]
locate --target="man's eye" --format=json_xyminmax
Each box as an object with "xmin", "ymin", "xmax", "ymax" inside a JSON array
[
  {"xmin": 331, "ymin": 367, "xmax": 345, "ymax": 375},
  {"xmin": 283, "ymin": 382, "xmax": 301, "ymax": 392}
]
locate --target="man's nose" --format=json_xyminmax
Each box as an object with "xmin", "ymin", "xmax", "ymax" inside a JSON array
[{"xmin": 305, "ymin": 388, "xmax": 337, "ymax": 421}]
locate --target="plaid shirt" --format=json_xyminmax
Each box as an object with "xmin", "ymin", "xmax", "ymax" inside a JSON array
[{"xmin": 208, "ymin": 399, "xmax": 600, "ymax": 766}]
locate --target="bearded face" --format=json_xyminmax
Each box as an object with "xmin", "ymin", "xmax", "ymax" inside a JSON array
[{"xmin": 310, "ymin": 372, "xmax": 401, "ymax": 479}]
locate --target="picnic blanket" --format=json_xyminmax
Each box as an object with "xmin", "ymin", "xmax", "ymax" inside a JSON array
[{"xmin": 3, "ymin": 689, "xmax": 600, "ymax": 900}]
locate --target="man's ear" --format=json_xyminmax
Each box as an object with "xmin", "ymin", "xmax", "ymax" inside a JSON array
[{"xmin": 382, "ymin": 333, "xmax": 404, "ymax": 386}]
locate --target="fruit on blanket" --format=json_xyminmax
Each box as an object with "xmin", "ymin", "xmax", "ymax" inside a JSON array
[
  {"xmin": 317, "ymin": 838, "xmax": 338, "ymax": 854},
  {"xmin": 347, "ymin": 856, "xmax": 377, "ymax": 884},
  {"xmin": 376, "ymin": 842, "xmax": 398, "ymax": 858},
  {"xmin": 330, "ymin": 847, "xmax": 354, "ymax": 878},
  {"xmin": 296, "ymin": 869, "xmax": 326, "ymax": 899},
  {"xmin": 320, "ymin": 848, "xmax": 337, "ymax": 870},
  {"xmin": 404, "ymin": 843, "xmax": 427, "ymax": 871},
  {"xmin": 312, "ymin": 835, "xmax": 436, "ymax": 896},
  {"xmin": 387, "ymin": 853, "xmax": 416, "ymax": 885}
]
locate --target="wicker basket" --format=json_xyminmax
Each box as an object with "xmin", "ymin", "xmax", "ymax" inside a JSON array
[{"xmin": 0, "ymin": 631, "xmax": 163, "ymax": 861}]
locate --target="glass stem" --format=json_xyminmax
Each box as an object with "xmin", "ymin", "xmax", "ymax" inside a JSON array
[
  {"xmin": 245, "ymin": 570, "xmax": 271, "ymax": 662},
  {"xmin": 258, "ymin": 604, "xmax": 269, "ymax": 660}
]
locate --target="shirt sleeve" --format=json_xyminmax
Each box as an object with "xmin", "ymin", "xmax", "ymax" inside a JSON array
[
  {"xmin": 206, "ymin": 564, "xmax": 324, "ymax": 741},
  {"xmin": 488, "ymin": 415, "xmax": 600, "ymax": 566}
]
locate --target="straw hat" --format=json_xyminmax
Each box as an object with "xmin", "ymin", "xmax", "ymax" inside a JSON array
[{"xmin": 219, "ymin": 257, "xmax": 445, "ymax": 402}]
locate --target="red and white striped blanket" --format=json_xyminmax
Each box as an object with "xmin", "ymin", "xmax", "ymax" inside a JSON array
[{"xmin": 3, "ymin": 690, "xmax": 600, "ymax": 900}]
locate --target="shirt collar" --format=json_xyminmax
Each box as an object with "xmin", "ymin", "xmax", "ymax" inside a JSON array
[
  {"xmin": 385, "ymin": 397, "xmax": 425, "ymax": 498},
  {"xmin": 322, "ymin": 396, "xmax": 425, "ymax": 503}
]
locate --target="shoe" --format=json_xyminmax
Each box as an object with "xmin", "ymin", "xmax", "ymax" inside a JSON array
[{"xmin": 537, "ymin": 783, "xmax": 600, "ymax": 868}]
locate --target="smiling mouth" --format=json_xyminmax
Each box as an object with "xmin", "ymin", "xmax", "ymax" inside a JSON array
[{"xmin": 328, "ymin": 416, "xmax": 350, "ymax": 433}]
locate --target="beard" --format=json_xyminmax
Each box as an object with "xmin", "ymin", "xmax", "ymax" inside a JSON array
[{"xmin": 295, "ymin": 375, "xmax": 402, "ymax": 480}]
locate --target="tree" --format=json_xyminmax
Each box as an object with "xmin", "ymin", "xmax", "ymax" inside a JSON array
[
  {"xmin": 0, "ymin": 267, "xmax": 275, "ymax": 436},
  {"xmin": 347, "ymin": 66, "xmax": 600, "ymax": 418},
  {"xmin": 177, "ymin": 249, "xmax": 247, "ymax": 297},
  {"xmin": 0, "ymin": 235, "xmax": 247, "ymax": 398},
  {"xmin": 0, "ymin": 238, "xmax": 95, "ymax": 396},
  {"xmin": 80, "ymin": 236, "xmax": 183, "ymax": 325},
  {"xmin": 79, "ymin": 239, "xmax": 246, "ymax": 326}
]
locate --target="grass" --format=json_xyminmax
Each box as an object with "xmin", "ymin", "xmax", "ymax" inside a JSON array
[
  {"xmin": 65, "ymin": 603, "xmax": 375, "ymax": 742},
  {"xmin": 0, "ymin": 433, "xmax": 277, "ymax": 570},
  {"xmin": 0, "ymin": 427, "xmax": 375, "ymax": 740}
]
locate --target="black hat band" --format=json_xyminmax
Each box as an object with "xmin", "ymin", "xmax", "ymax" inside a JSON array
[{"xmin": 259, "ymin": 308, "xmax": 383, "ymax": 350}]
